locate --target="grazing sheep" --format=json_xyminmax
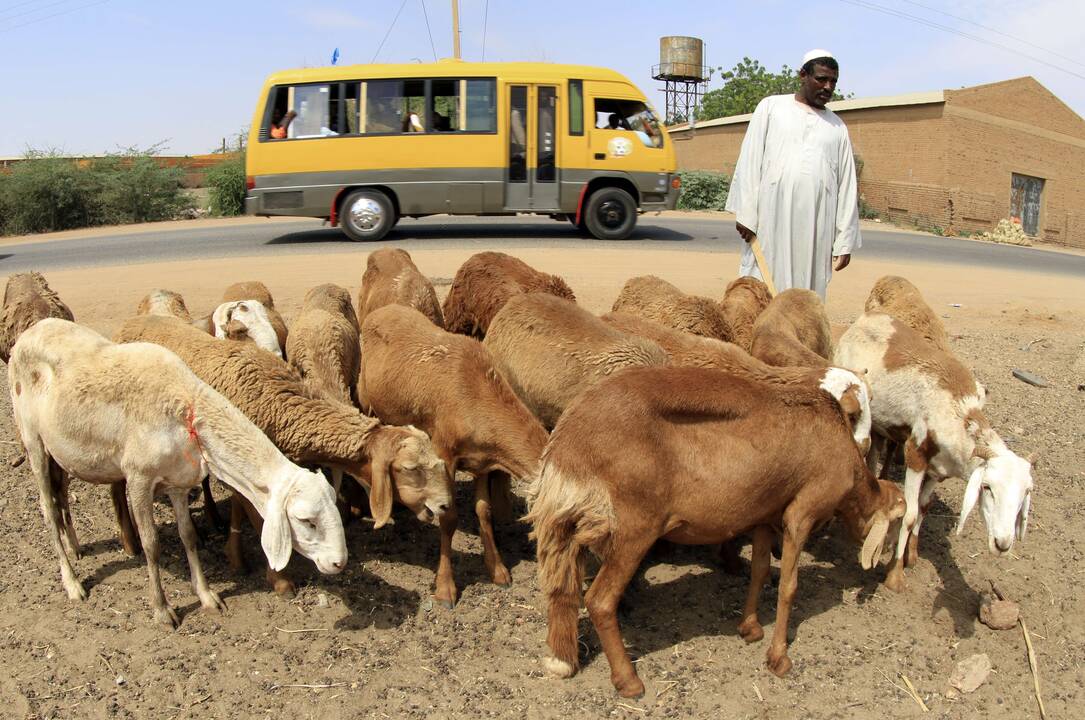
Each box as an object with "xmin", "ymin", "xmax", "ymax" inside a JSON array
[
  {"xmin": 442, "ymin": 251, "xmax": 576, "ymax": 339},
  {"xmin": 212, "ymin": 299, "xmax": 283, "ymax": 358},
  {"xmin": 833, "ymin": 313, "xmax": 1034, "ymax": 592},
  {"xmin": 114, "ymin": 315, "xmax": 451, "ymax": 594},
  {"xmin": 287, "ymin": 284, "xmax": 361, "ymax": 406},
  {"xmin": 136, "ymin": 289, "xmax": 193, "ymax": 322},
  {"xmin": 359, "ymin": 304, "xmax": 550, "ymax": 606},
  {"xmin": 864, "ymin": 275, "xmax": 950, "ymax": 352},
  {"xmin": 0, "ymin": 272, "xmax": 74, "ymax": 363},
  {"xmin": 750, "ymin": 289, "xmax": 833, "ymax": 368},
  {"xmin": 9, "ymin": 319, "xmax": 347, "ymax": 627},
  {"xmin": 720, "ymin": 276, "xmax": 772, "ymax": 352},
  {"xmin": 610, "ymin": 275, "xmax": 730, "ymax": 341},
  {"xmin": 357, "ymin": 248, "xmax": 444, "ymax": 328},
  {"xmin": 222, "ymin": 280, "xmax": 288, "ymax": 351},
  {"xmin": 484, "ymin": 293, "xmax": 668, "ymax": 429},
  {"xmin": 528, "ymin": 366, "xmax": 905, "ymax": 696}
]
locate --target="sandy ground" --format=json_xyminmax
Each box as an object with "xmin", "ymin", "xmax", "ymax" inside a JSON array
[{"xmin": 0, "ymin": 244, "xmax": 1083, "ymax": 719}]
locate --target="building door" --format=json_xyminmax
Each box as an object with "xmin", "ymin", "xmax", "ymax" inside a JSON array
[
  {"xmin": 504, "ymin": 84, "xmax": 559, "ymax": 210},
  {"xmin": 1010, "ymin": 173, "xmax": 1044, "ymax": 236}
]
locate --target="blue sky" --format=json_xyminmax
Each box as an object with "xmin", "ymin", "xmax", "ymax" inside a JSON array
[{"xmin": 2, "ymin": 0, "xmax": 1082, "ymax": 156}]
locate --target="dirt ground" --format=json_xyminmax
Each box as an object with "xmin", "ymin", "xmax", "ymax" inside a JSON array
[{"xmin": 0, "ymin": 242, "xmax": 1082, "ymax": 719}]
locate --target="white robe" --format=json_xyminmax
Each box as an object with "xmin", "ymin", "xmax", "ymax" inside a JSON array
[{"xmin": 725, "ymin": 95, "xmax": 861, "ymax": 299}]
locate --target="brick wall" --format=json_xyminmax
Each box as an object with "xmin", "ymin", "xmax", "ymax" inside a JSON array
[{"xmin": 947, "ymin": 77, "xmax": 1085, "ymax": 141}]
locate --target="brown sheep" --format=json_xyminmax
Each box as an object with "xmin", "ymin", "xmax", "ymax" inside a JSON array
[
  {"xmin": 720, "ymin": 276, "xmax": 772, "ymax": 352},
  {"xmin": 528, "ymin": 366, "xmax": 904, "ymax": 697},
  {"xmin": 222, "ymin": 280, "xmax": 288, "ymax": 351},
  {"xmin": 864, "ymin": 275, "xmax": 950, "ymax": 351},
  {"xmin": 750, "ymin": 289, "xmax": 833, "ymax": 368},
  {"xmin": 484, "ymin": 293, "xmax": 669, "ymax": 429},
  {"xmin": 610, "ymin": 275, "xmax": 730, "ymax": 341},
  {"xmin": 357, "ymin": 248, "xmax": 443, "ymax": 328},
  {"xmin": 0, "ymin": 272, "xmax": 74, "ymax": 363},
  {"xmin": 441, "ymin": 251, "xmax": 576, "ymax": 339},
  {"xmin": 359, "ymin": 304, "xmax": 550, "ymax": 606},
  {"xmin": 287, "ymin": 284, "xmax": 361, "ymax": 406}
]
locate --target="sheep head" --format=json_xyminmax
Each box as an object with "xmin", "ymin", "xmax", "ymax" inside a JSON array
[
  {"xmin": 366, "ymin": 426, "xmax": 451, "ymax": 528},
  {"xmin": 859, "ymin": 479, "xmax": 906, "ymax": 570},
  {"xmin": 261, "ymin": 467, "xmax": 347, "ymax": 574},
  {"xmin": 957, "ymin": 447, "xmax": 1034, "ymax": 555}
]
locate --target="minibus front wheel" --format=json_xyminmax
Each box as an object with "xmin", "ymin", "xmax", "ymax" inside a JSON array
[
  {"xmin": 340, "ymin": 189, "xmax": 396, "ymax": 242},
  {"xmin": 584, "ymin": 187, "xmax": 637, "ymax": 240}
]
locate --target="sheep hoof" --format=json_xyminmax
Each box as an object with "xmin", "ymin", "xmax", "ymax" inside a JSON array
[
  {"xmin": 543, "ymin": 656, "xmax": 576, "ymax": 678},
  {"xmin": 491, "ymin": 565, "xmax": 512, "ymax": 587},
  {"xmin": 154, "ymin": 605, "xmax": 181, "ymax": 629},
  {"xmin": 883, "ymin": 564, "xmax": 906, "ymax": 593},
  {"xmin": 738, "ymin": 617, "xmax": 764, "ymax": 644},
  {"xmin": 201, "ymin": 591, "xmax": 227, "ymax": 613},
  {"xmin": 766, "ymin": 650, "xmax": 792, "ymax": 677},
  {"xmin": 436, "ymin": 598, "xmax": 456, "ymax": 610},
  {"xmin": 613, "ymin": 674, "xmax": 645, "ymax": 699},
  {"xmin": 64, "ymin": 581, "xmax": 88, "ymax": 602}
]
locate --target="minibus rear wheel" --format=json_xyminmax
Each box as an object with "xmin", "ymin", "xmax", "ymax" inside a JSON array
[
  {"xmin": 584, "ymin": 187, "xmax": 636, "ymax": 240},
  {"xmin": 340, "ymin": 189, "xmax": 395, "ymax": 242}
]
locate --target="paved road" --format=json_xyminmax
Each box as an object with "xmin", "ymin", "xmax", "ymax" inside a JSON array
[{"xmin": 2, "ymin": 214, "xmax": 1084, "ymax": 277}]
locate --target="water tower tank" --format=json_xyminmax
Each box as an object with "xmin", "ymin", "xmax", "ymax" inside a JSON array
[{"xmin": 658, "ymin": 36, "xmax": 706, "ymax": 82}]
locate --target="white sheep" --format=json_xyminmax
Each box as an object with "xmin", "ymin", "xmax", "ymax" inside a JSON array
[
  {"xmin": 9, "ymin": 319, "xmax": 347, "ymax": 627},
  {"xmin": 212, "ymin": 299, "xmax": 283, "ymax": 358},
  {"xmin": 833, "ymin": 312, "xmax": 1034, "ymax": 591}
]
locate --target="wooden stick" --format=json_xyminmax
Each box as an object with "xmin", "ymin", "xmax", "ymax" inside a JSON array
[
  {"xmin": 752, "ymin": 683, "xmax": 764, "ymax": 702},
  {"xmin": 270, "ymin": 682, "xmax": 347, "ymax": 690},
  {"xmin": 615, "ymin": 702, "xmax": 645, "ymax": 713},
  {"xmin": 274, "ymin": 626, "xmax": 327, "ymax": 634},
  {"xmin": 899, "ymin": 673, "xmax": 929, "ymax": 713},
  {"xmin": 1021, "ymin": 619, "xmax": 1047, "ymax": 719},
  {"xmin": 749, "ymin": 235, "xmax": 778, "ymax": 296}
]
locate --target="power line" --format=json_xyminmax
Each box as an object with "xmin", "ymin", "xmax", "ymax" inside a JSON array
[
  {"xmin": 1, "ymin": 0, "xmax": 81, "ymax": 23},
  {"xmin": 419, "ymin": 0, "xmax": 438, "ymax": 62},
  {"xmin": 371, "ymin": 0, "xmax": 409, "ymax": 63},
  {"xmin": 481, "ymin": 0, "xmax": 489, "ymax": 62},
  {"xmin": 0, "ymin": 0, "xmax": 107, "ymax": 33},
  {"xmin": 900, "ymin": 0, "xmax": 1083, "ymax": 66},
  {"xmin": 0, "ymin": 0, "xmax": 46, "ymax": 14},
  {"xmin": 837, "ymin": 0, "xmax": 1085, "ymax": 82}
]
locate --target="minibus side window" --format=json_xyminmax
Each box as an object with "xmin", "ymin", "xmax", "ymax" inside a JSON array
[
  {"xmin": 568, "ymin": 80, "xmax": 584, "ymax": 136},
  {"xmin": 593, "ymin": 98, "xmax": 664, "ymax": 148},
  {"xmin": 465, "ymin": 79, "xmax": 496, "ymax": 132},
  {"xmin": 431, "ymin": 79, "xmax": 459, "ymax": 131},
  {"xmin": 364, "ymin": 79, "xmax": 426, "ymax": 133}
]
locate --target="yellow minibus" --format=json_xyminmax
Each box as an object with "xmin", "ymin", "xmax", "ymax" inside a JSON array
[{"xmin": 245, "ymin": 60, "xmax": 679, "ymax": 241}]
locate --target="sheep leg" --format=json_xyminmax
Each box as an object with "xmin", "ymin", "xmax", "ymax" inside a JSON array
[
  {"xmin": 765, "ymin": 520, "xmax": 811, "ymax": 677},
  {"xmin": 49, "ymin": 461, "xmax": 81, "ymax": 561},
  {"xmin": 475, "ymin": 473, "xmax": 511, "ymax": 587},
  {"xmin": 737, "ymin": 525, "xmax": 774, "ymax": 643},
  {"xmin": 127, "ymin": 477, "xmax": 179, "ymax": 628},
  {"xmin": 585, "ymin": 533, "xmax": 655, "ymax": 699},
  {"xmin": 885, "ymin": 437, "xmax": 929, "ymax": 592},
  {"xmin": 866, "ymin": 434, "xmax": 888, "ymax": 477},
  {"xmin": 718, "ymin": 540, "xmax": 745, "ymax": 576},
  {"xmin": 110, "ymin": 481, "xmax": 142, "ymax": 556},
  {"xmin": 225, "ymin": 493, "xmax": 248, "ymax": 574},
  {"xmin": 434, "ymin": 501, "xmax": 461, "ymax": 608},
  {"xmin": 27, "ymin": 441, "xmax": 86, "ymax": 601},
  {"xmin": 200, "ymin": 476, "xmax": 228, "ymax": 532},
  {"xmin": 236, "ymin": 493, "xmax": 296, "ymax": 598},
  {"xmin": 167, "ymin": 489, "xmax": 226, "ymax": 613},
  {"xmin": 906, "ymin": 477, "xmax": 939, "ymax": 568}
]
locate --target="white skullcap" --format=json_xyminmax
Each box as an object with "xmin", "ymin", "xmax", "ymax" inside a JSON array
[{"xmin": 802, "ymin": 49, "xmax": 834, "ymax": 65}]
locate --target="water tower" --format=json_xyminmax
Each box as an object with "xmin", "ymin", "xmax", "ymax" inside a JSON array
[{"xmin": 652, "ymin": 36, "xmax": 709, "ymax": 125}]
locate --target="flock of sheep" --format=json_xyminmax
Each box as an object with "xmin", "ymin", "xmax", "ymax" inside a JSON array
[{"xmin": 0, "ymin": 250, "xmax": 1034, "ymax": 699}]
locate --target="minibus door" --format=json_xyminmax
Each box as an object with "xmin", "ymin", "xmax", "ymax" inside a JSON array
[{"xmin": 505, "ymin": 84, "xmax": 559, "ymax": 211}]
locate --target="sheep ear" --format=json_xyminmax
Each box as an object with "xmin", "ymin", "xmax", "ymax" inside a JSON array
[
  {"xmin": 368, "ymin": 449, "xmax": 395, "ymax": 529},
  {"xmin": 957, "ymin": 466, "xmax": 984, "ymax": 535},
  {"xmin": 260, "ymin": 483, "xmax": 294, "ymax": 571},
  {"xmin": 860, "ymin": 514, "xmax": 889, "ymax": 570},
  {"xmin": 1016, "ymin": 492, "xmax": 1031, "ymax": 541}
]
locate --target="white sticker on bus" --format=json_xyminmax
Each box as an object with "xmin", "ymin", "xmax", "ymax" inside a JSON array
[{"xmin": 608, "ymin": 137, "xmax": 633, "ymax": 158}]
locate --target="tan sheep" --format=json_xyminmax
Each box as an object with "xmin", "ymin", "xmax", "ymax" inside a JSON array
[
  {"xmin": 441, "ymin": 251, "xmax": 576, "ymax": 339},
  {"xmin": 359, "ymin": 304, "xmax": 550, "ymax": 606},
  {"xmin": 222, "ymin": 280, "xmax": 289, "ymax": 351},
  {"xmin": 864, "ymin": 275, "xmax": 950, "ymax": 351},
  {"xmin": 287, "ymin": 283, "xmax": 361, "ymax": 406},
  {"xmin": 356, "ymin": 248, "xmax": 444, "ymax": 328},
  {"xmin": 720, "ymin": 276, "xmax": 772, "ymax": 352},
  {"xmin": 0, "ymin": 272, "xmax": 74, "ymax": 363},
  {"xmin": 750, "ymin": 289, "xmax": 833, "ymax": 368},
  {"xmin": 610, "ymin": 275, "xmax": 730, "ymax": 341},
  {"xmin": 114, "ymin": 315, "xmax": 452, "ymax": 596},
  {"xmin": 483, "ymin": 293, "xmax": 668, "ymax": 429},
  {"xmin": 136, "ymin": 289, "xmax": 193, "ymax": 322},
  {"xmin": 10, "ymin": 319, "xmax": 346, "ymax": 627}
]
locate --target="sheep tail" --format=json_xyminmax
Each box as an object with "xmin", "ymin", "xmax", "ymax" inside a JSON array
[{"xmin": 524, "ymin": 462, "xmax": 614, "ymax": 678}]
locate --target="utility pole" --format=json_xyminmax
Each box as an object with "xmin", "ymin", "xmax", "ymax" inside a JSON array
[{"xmin": 451, "ymin": 0, "xmax": 461, "ymax": 59}]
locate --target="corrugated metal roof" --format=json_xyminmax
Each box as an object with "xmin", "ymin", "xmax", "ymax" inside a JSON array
[{"xmin": 668, "ymin": 89, "xmax": 946, "ymax": 133}]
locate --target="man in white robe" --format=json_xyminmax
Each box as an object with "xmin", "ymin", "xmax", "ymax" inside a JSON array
[{"xmin": 724, "ymin": 50, "xmax": 861, "ymax": 299}]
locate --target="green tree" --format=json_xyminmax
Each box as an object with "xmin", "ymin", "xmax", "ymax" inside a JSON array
[{"xmin": 696, "ymin": 57, "xmax": 850, "ymax": 121}]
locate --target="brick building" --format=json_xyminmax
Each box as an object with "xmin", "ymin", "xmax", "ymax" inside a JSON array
[{"xmin": 669, "ymin": 77, "xmax": 1085, "ymax": 248}]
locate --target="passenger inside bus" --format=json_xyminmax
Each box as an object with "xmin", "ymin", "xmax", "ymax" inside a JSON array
[
  {"xmin": 270, "ymin": 108, "xmax": 296, "ymax": 139},
  {"xmin": 402, "ymin": 108, "xmax": 424, "ymax": 132}
]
